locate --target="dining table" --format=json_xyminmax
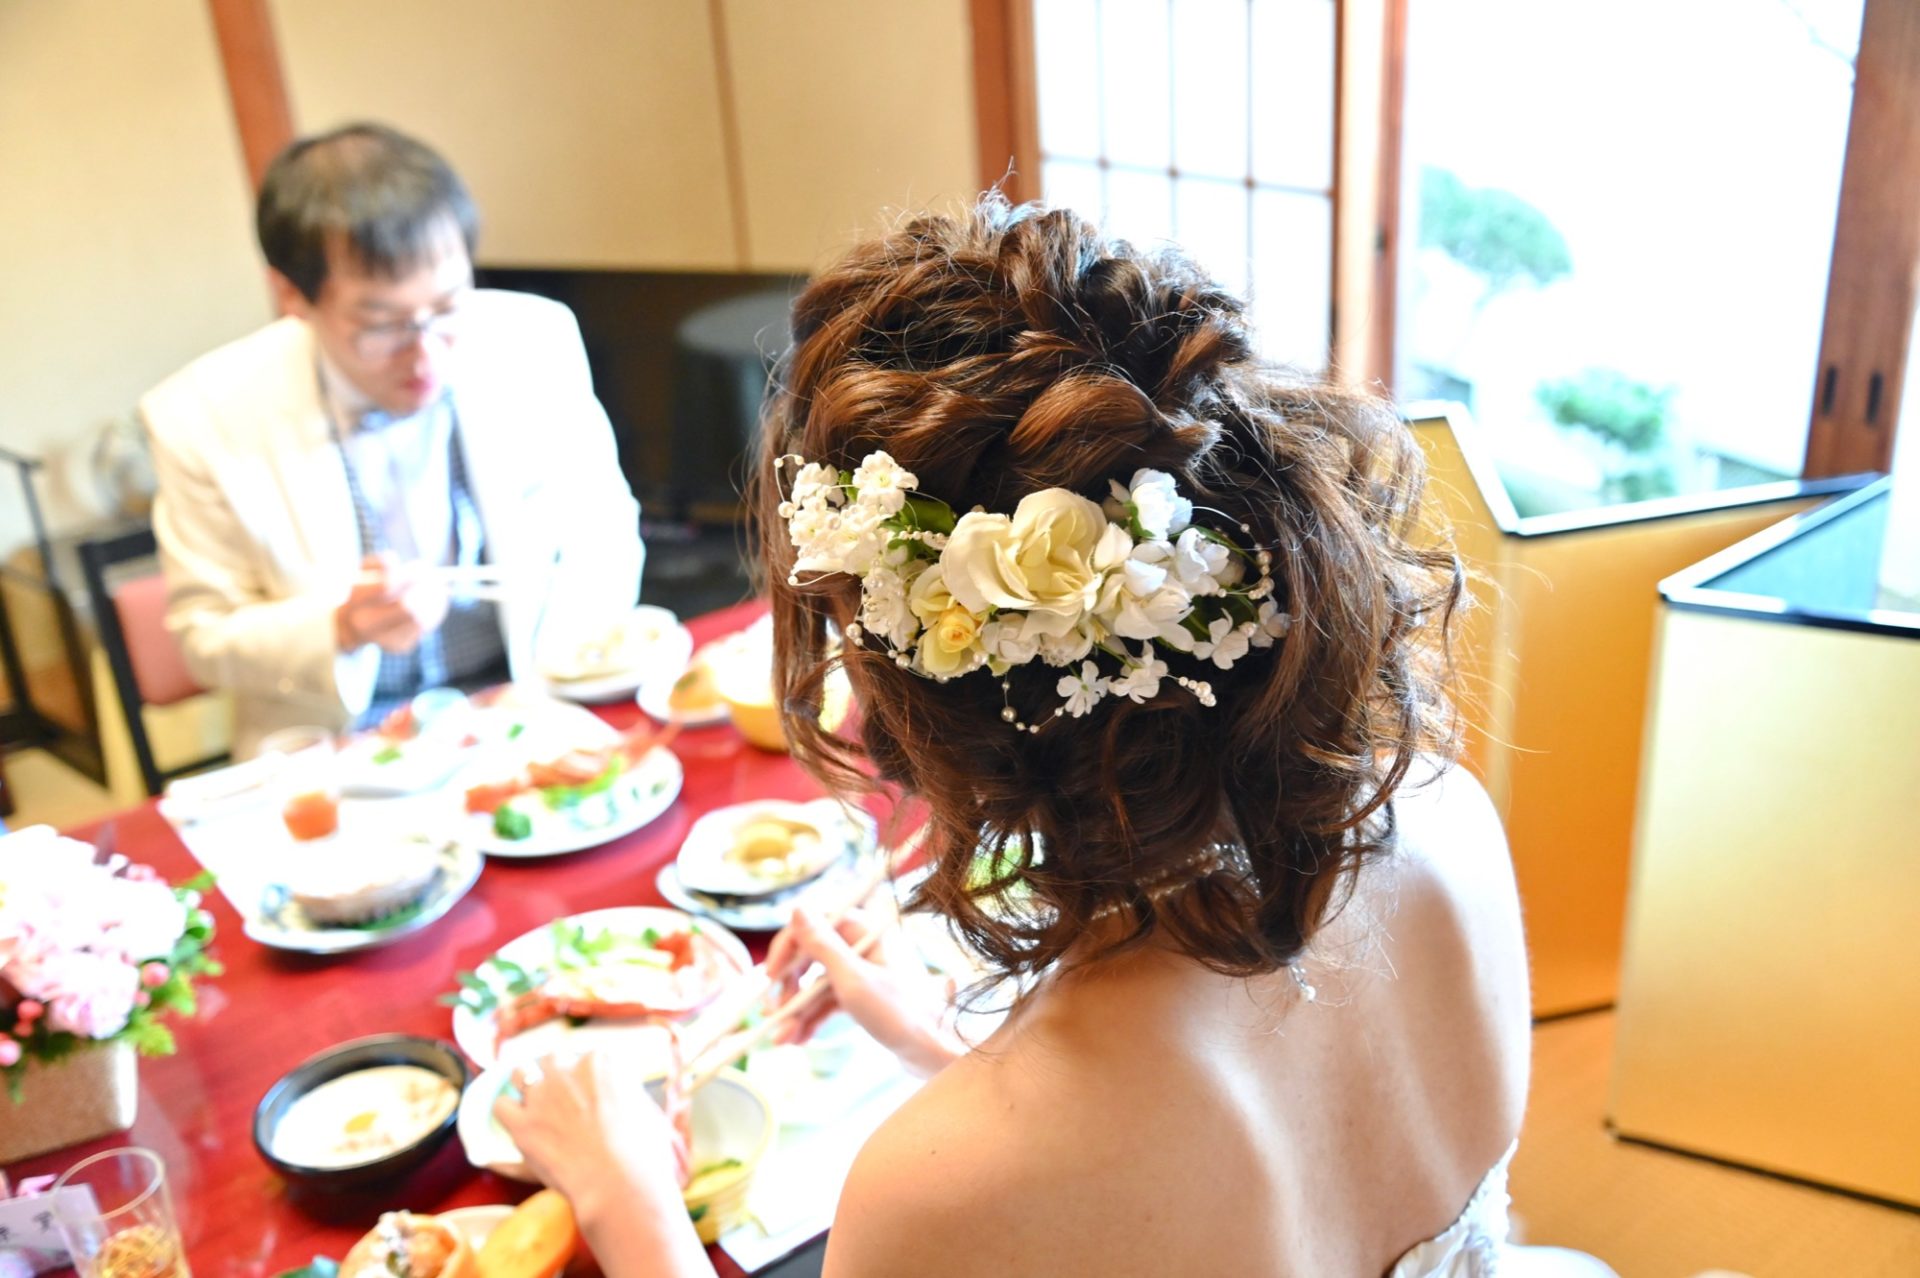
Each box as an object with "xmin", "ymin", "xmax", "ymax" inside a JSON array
[{"xmin": 4, "ymin": 599, "xmax": 888, "ymax": 1277}]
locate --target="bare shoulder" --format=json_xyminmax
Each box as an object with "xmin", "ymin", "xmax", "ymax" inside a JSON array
[
  {"xmin": 1389, "ymin": 757, "xmax": 1512, "ymax": 894},
  {"xmin": 823, "ymin": 1055, "xmax": 1057, "ymax": 1278}
]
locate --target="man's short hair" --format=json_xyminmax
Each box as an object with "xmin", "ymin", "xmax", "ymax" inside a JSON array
[{"xmin": 257, "ymin": 122, "xmax": 479, "ymax": 302}]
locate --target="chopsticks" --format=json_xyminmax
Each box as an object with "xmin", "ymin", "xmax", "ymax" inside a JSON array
[
  {"xmin": 675, "ymin": 820, "xmax": 928, "ymax": 1093},
  {"xmin": 680, "ymin": 929, "xmax": 883, "ymax": 1095},
  {"xmin": 353, "ymin": 563, "xmax": 520, "ymax": 602}
]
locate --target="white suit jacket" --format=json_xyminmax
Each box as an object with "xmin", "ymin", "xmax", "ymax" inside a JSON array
[{"xmin": 141, "ymin": 290, "xmax": 644, "ymax": 758}]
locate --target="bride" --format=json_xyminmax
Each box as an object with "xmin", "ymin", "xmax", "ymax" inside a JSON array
[{"xmin": 497, "ymin": 198, "xmax": 1611, "ymax": 1277}]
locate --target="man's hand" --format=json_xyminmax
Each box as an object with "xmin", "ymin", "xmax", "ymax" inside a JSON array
[{"xmin": 333, "ymin": 552, "xmax": 450, "ymax": 653}]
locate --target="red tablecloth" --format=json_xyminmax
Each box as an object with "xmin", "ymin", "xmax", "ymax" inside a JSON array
[{"xmin": 6, "ymin": 600, "xmax": 849, "ymax": 1277}]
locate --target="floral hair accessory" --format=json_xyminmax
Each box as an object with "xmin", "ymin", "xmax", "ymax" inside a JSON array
[{"xmin": 775, "ymin": 451, "xmax": 1292, "ymax": 729}]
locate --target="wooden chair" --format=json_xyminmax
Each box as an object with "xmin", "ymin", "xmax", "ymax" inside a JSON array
[{"xmin": 77, "ymin": 527, "xmax": 226, "ymax": 796}]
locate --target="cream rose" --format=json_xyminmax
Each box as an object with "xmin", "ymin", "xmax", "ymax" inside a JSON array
[
  {"xmin": 942, "ymin": 490, "xmax": 1128, "ymax": 637},
  {"xmin": 907, "ymin": 560, "xmax": 957, "ymax": 626},
  {"xmin": 919, "ymin": 604, "xmax": 984, "ymax": 677}
]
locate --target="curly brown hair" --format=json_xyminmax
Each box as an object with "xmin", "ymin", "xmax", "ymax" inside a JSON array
[{"xmin": 755, "ymin": 198, "xmax": 1462, "ymax": 990}]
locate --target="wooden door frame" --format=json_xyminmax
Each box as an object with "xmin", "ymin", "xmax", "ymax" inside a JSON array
[
  {"xmin": 969, "ymin": 0, "xmax": 1042, "ymax": 205},
  {"xmin": 1804, "ymin": 0, "xmax": 1920, "ymax": 477}
]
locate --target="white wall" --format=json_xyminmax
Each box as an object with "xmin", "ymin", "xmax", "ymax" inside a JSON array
[{"xmin": 0, "ymin": 0, "xmax": 271, "ymax": 559}]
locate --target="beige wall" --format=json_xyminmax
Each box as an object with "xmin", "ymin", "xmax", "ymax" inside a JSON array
[
  {"xmin": 0, "ymin": 0, "xmax": 271, "ymax": 559},
  {"xmin": 271, "ymin": 0, "xmax": 740, "ymax": 270},
  {"xmin": 271, "ymin": 0, "xmax": 981, "ymax": 274},
  {"xmin": 723, "ymin": 0, "xmax": 980, "ymax": 270}
]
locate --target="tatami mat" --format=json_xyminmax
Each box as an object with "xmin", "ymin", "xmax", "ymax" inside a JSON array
[{"xmin": 1514, "ymin": 1010, "xmax": 1920, "ymax": 1277}]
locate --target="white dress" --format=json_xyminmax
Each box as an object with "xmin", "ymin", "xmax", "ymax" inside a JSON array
[{"xmin": 1388, "ymin": 1145, "xmax": 1619, "ymax": 1277}]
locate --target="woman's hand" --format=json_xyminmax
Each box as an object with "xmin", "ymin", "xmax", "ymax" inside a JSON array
[
  {"xmin": 494, "ymin": 1049, "xmax": 682, "ymax": 1203},
  {"xmin": 764, "ymin": 906, "xmax": 965, "ymax": 1078},
  {"xmin": 493, "ymin": 1050, "xmax": 714, "ymax": 1278}
]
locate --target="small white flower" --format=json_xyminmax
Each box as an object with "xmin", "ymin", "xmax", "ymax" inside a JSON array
[
  {"xmin": 1170, "ymin": 528, "xmax": 1233, "ymax": 597},
  {"xmin": 1190, "ymin": 615, "xmax": 1251, "ymax": 670},
  {"xmin": 1110, "ymin": 644, "xmax": 1169, "ymax": 703},
  {"xmin": 789, "ymin": 462, "xmax": 845, "ymax": 510},
  {"xmin": 1035, "ymin": 619, "xmax": 1095, "ymax": 666},
  {"xmin": 979, "ymin": 614, "xmax": 1042, "ymax": 671},
  {"xmin": 1057, "ymin": 660, "xmax": 1109, "ymax": 717},
  {"xmin": 1250, "ymin": 600, "xmax": 1293, "ymax": 649},
  {"xmin": 1124, "ymin": 469, "xmax": 1193, "ymax": 541},
  {"xmin": 859, "ymin": 563, "xmax": 921, "ymax": 648},
  {"xmin": 1093, "ymin": 540, "xmax": 1196, "ymax": 643},
  {"xmin": 853, "ymin": 451, "xmax": 917, "ymax": 502}
]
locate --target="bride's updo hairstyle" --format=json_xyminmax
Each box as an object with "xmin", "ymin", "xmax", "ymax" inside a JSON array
[{"xmin": 757, "ymin": 197, "xmax": 1462, "ymax": 988}]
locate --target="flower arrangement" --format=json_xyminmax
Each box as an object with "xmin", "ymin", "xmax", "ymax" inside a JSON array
[
  {"xmin": 0, "ymin": 826, "xmax": 219, "ymax": 1101},
  {"xmin": 777, "ymin": 451, "xmax": 1291, "ymax": 728}
]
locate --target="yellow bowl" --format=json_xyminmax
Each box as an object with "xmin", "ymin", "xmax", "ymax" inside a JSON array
[
  {"xmin": 717, "ymin": 667, "xmax": 851, "ymax": 753},
  {"xmin": 677, "ymin": 1070, "xmax": 776, "ymax": 1244}
]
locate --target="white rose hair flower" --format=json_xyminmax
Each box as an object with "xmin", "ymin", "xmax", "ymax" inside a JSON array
[{"xmin": 775, "ymin": 450, "xmax": 1289, "ymax": 728}]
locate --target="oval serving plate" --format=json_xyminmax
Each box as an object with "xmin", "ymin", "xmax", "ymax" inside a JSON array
[
  {"xmin": 246, "ymin": 838, "xmax": 483, "ymax": 955},
  {"xmin": 449, "ymin": 905, "xmax": 751, "ymax": 1072},
  {"xmin": 466, "ymin": 745, "xmax": 684, "ymax": 859}
]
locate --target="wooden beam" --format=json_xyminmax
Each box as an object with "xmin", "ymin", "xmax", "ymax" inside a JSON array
[
  {"xmin": 707, "ymin": 0, "xmax": 754, "ymax": 268},
  {"xmin": 1369, "ymin": 0, "xmax": 1407, "ymax": 393},
  {"xmin": 969, "ymin": 0, "xmax": 1041, "ymax": 204},
  {"xmin": 205, "ymin": 0, "xmax": 295, "ymax": 196},
  {"xmin": 1804, "ymin": 0, "xmax": 1920, "ymax": 477}
]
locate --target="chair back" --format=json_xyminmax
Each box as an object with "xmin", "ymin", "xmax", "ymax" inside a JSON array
[{"xmin": 77, "ymin": 526, "xmax": 225, "ymax": 795}]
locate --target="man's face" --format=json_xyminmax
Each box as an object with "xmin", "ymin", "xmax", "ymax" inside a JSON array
[{"xmin": 286, "ymin": 225, "xmax": 474, "ymax": 417}]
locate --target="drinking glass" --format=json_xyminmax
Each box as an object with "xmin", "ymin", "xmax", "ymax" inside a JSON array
[
  {"xmin": 259, "ymin": 724, "xmax": 340, "ymax": 841},
  {"xmin": 50, "ymin": 1147, "xmax": 191, "ymax": 1278}
]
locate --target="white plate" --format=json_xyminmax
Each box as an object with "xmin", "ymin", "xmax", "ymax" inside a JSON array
[
  {"xmin": 676, "ymin": 799, "xmax": 874, "ymax": 900},
  {"xmin": 334, "ymin": 733, "xmax": 471, "ymax": 798},
  {"xmin": 657, "ymin": 841, "xmax": 881, "ymax": 933},
  {"xmin": 458, "ymin": 1067, "xmax": 535, "ymax": 1182},
  {"xmin": 539, "ymin": 605, "xmax": 694, "ymax": 703},
  {"xmin": 459, "ymin": 1062, "xmax": 774, "ymax": 1194},
  {"xmin": 449, "ymin": 906, "xmax": 753, "ymax": 1071},
  {"xmin": 245, "ymin": 838, "xmax": 483, "ymax": 955},
  {"xmin": 334, "ymin": 693, "xmax": 611, "ymax": 797},
  {"xmin": 464, "ymin": 745, "xmax": 684, "ymax": 859},
  {"xmin": 438, "ymin": 1204, "xmax": 512, "ymax": 1250},
  {"xmin": 635, "ymin": 675, "xmax": 731, "ymax": 728}
]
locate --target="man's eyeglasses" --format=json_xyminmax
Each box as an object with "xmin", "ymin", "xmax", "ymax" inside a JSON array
[{"xmin": 352, "ymin": 304, "xmax": 465, "ymax": 360}]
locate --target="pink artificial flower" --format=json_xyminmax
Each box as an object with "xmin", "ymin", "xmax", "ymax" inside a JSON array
[
  {"xmin": 15, "ymin": 999, "xmax": 42, "ymax": 1023},
  {"xmin": 34, "ymin": 951, "xmax": 140, "ymax": 1040},
  {"xmin": 0, "ymin": 1039, "xmax": 20, "ymax": 1066},
  {"xmin": 140, "ymin": 962, "xmax": 170, "ymax": 988}
]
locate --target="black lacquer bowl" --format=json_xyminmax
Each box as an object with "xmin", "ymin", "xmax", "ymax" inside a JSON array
[{"xmin": 253, "ymin": 1033, "xmax": 472, "ymax": 1190}]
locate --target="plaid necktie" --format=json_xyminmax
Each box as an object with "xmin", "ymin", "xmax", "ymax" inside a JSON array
[{"xmin": 334, "ymin": 402, "xmax": 507, "ymax": 725}]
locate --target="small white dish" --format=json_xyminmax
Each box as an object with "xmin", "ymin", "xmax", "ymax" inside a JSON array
[
  {"xmin": 676, "ymin": 799, "xmax": 871, "ymax": 900},
  {"xmin": 539, "ymin": 605, "xmax": 694, "ymax": 704}
]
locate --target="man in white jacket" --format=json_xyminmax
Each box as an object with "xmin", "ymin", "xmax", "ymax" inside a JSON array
[{"xmin": 142, "ymin": 123, "xmax": 643, "ymax": 757}]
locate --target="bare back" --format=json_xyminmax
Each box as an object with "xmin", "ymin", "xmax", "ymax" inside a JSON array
[{"xmin": 827, "ymin": 764, "xmax": 1530, "ymax": 1278}]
